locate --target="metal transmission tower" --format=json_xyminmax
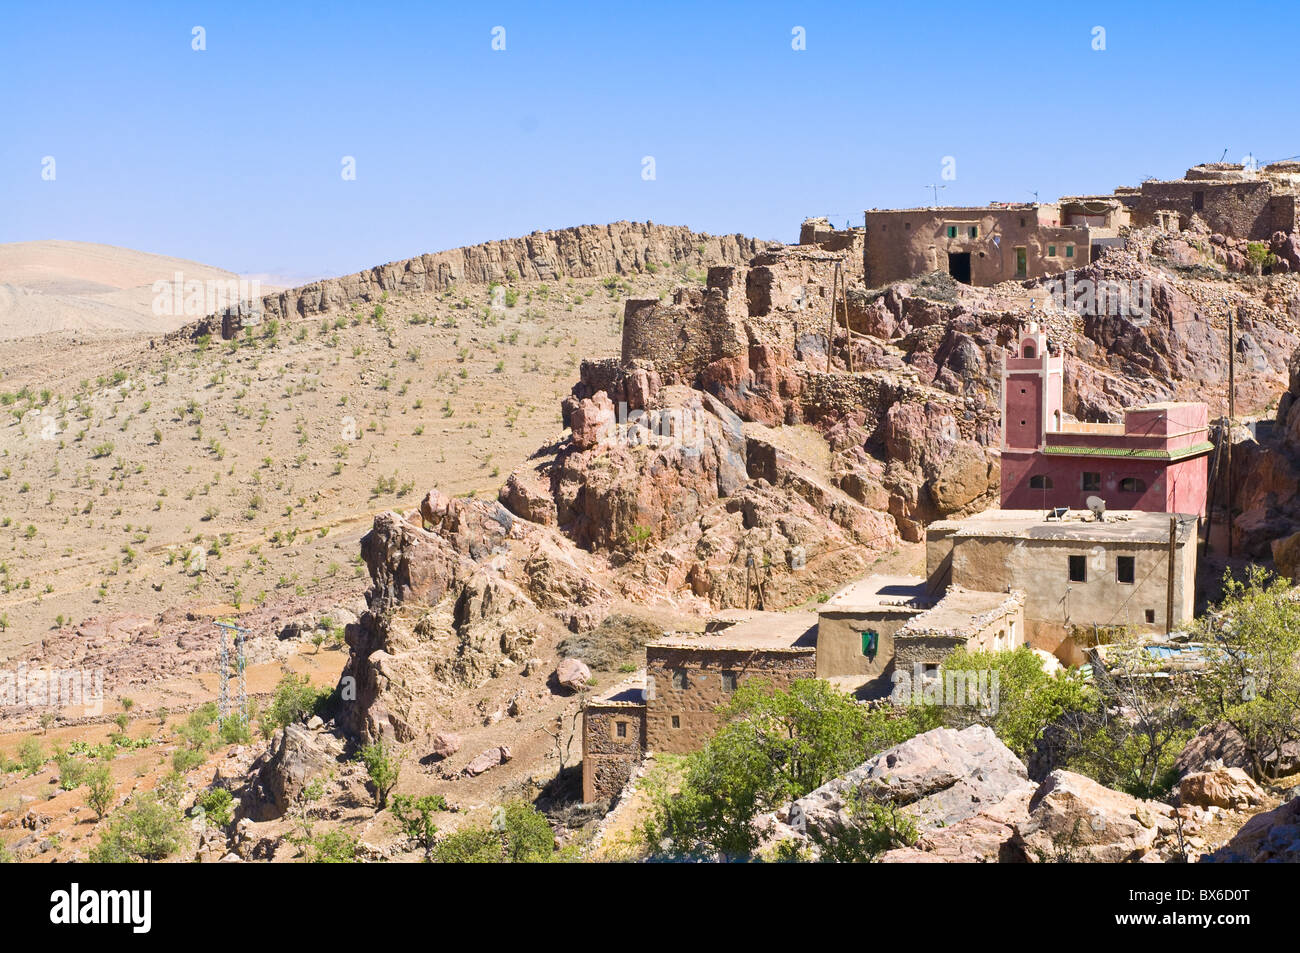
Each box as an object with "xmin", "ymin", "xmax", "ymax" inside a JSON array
[{"xmin": 214, "ymin": 620, "xmax": 250, "ymax": 724}]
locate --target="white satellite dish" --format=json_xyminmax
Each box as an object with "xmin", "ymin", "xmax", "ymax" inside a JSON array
[{"xmin": 1087, "ymin": 496, "xmax": 1106, "ymax": 522}]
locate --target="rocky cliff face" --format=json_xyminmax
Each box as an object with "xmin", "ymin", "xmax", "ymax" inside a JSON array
[{"xmin": 175, "ymin": 222, "xmax": 768, "ymax": 340}]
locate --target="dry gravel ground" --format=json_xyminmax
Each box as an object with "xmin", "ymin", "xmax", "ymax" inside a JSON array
[{"xmin": 0, "ymin": 269, "xmax": 688, "ymax": 653}]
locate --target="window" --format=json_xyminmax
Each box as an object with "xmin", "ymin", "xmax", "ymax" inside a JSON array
[
  {"xmin": 671, "ymin": 668, "xmax": 688, "ymax": 690},
  {"xmin": 1029, "ymin": 475, "xmax": 1053, "ymax": 490},
  {"xmin": 1015, "ymin": 247, "xmax": 1027, "ymax": 277},
  {"xmin": 1193, "ymin": 191, "xmax": 1204, "ymax": 211},
  {"xmin": 615, "ymin": 721, "xmax": 627, "ymax": 739},
  {"xmin": 922, "ymin": 663, "xmax": 941, "ymax": 682},
  {"xmin": 1082, "ymin": 472, "xmax": 1101, "ymax": 491},
  {"xmin": 1117, "ymin": 556, "xmax": 1135, "ymax": 584},
  {"xmin": 1022, "ymin": 343, "xmax": 1035, "ymax": 359},
  {"xmin": 1047, "ymin": 245, "xmax": 1057, "ymax": 257},
  {"xmin": 1119, "ymin": 477, "xmax": 1146, "ymax": 493},
  {"xmin": 1069, "ymin": 555, "xmax": 1087, "ymax": 582},
  {"xmin": 968, "ymin": 226, "xmax": 978, "ymax": 238},
  {"xmin": 1020, "ymin": 217, "xmax": 1027, "ymax": 227},
  {"xmin": 720, "ymin": 672, "xmax": 738, "ymax": 692},
  {"xmin": 1145, "ymin": 609, "xmax": 1156, "ymax": 624},
  {"xmin": 946, "ymin": 225, "xmax": 958, "ymax": 238},
  {"xmin": 1065, "ymin": 245, "xmax": 1075, "ymax": 258},
  {"xmin": 671, "ymin": 715, "xmax": 681, "ymax": 729},
  {"xmin": 861, "ymin": 630, "xmax": 879, "ymax": 659}
]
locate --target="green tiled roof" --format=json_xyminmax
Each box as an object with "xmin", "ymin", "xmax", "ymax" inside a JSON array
[{"xmin": 1040, "ymin": 440, "xmax": 1213, "ymax": 461}]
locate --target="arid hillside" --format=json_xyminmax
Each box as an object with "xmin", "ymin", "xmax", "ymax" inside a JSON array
[{"xmin": 0, "ymin": 241, "xmax": 264, "ymax": 340}]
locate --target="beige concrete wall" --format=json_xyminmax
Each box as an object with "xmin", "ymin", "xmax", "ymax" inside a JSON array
[
  {"xmin": 948, "ymin": 535, "xmax": 1192, "ymax": 661},
  {"xmin": 814, "ymin": 608, "xmax": 916, "ymax": 681},
  {"xmin": 645, "ymin": 646, "xmax": 815, "ymax": 754}
]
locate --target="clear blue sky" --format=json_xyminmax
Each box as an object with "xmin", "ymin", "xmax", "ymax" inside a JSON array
[{"xmin": 2, "ymin": 1, "xmax": 1296, "ymax": 280}]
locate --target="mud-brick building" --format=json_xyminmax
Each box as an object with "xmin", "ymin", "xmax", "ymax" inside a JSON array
[
  {"xmin": 860, "ymin": 199, "xmax": 1127, "ymax": 287},
  {"xmin": 1118, "ymin": 162, "xmax": 1300, "ymax": 241},
  {"xmin": 580, "ymin": 612, "xmax": 816, "ymax": 802},
  {"xmin": 1000, "ymin": 323, "xmax": 1211, "ymax": 515}
]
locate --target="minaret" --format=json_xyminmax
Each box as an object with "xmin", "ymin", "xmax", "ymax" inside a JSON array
[{"xmin": 1001, "ymin": 321, "xmax": 1064, "ymax": 452}]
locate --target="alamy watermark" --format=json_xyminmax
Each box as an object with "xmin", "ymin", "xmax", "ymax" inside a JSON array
[
  {"xmin": 1044, "ymin": 272, "xmax": 1151, "ymax": 323},
  {"xmin": 891, "ymin": 664, "xmax": 1000, "ymax": 716},
  {"xmin": 0, "ymin": 665, "xmax": 104, "ymax": 716},
  {"xmin": 151, "ymin": 272, "xmax": 263, "ymax": 320}
]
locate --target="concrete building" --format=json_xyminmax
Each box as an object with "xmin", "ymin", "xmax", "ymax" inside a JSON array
[
  {"xmin": 861, "ymin": 200, "xmax": 1128, "ymax": 287},
  {"xmin": 1000, "ymin": 322, "xmax": 1211, "ymax": 515},
  {"xmin": 926, "ymin": 508, "xmax": 1199, "ymax": 665}
]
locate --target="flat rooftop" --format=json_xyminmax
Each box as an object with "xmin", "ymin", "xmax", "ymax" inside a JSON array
[
  {"xmin": 819, "ymin": 575, "xmax": 935, "ymax": 613},
  {"xmin": 933, "ymin": 509, "xmax": 1197, "ymax": 545},
  {"xmin": 652, "ymin": 610, "xmax": 817, "ymax": 651},
  {"xmin": 591, "ymin": 672, "xmax": 647, "ymax": 706},
  {"xmin": 897, "ymin": 587, "xmax": 1024, "ymax": 639}
]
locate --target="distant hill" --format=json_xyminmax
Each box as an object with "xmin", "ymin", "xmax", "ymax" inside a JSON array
[{"xmin": 0, "ymin": 240, "xmax": 276, "ymax": 339}]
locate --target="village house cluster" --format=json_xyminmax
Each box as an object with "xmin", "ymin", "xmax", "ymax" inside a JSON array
[
  {"xmin": 581, "ymin": 324, "xmax": 1211, "ymax": 803},
  {"xmin": 802, "ymin": 161, "xmax": 1300, "ymax": 289}
]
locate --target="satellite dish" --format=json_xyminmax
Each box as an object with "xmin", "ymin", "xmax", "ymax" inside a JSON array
[{"xmin": 1087, "ymin": 496, "xmax": 1107, "ymax": 522}]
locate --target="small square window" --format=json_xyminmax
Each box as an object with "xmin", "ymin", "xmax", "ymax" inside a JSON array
[
  {"xmin": 671, "ymin": 669, "xmax": 688, "ymax": 690},
  {"xmin": 1065, "ymin": 245, "xmax": 1074, "ymax": 258},
  {"xmin": 1082, "ymin": 472, "xmax": 1101, "ymax": 491},
  {"xmin": 1020, "ymin": 217, "xmax": 1026, "ymax": 227},
  {"xmin": 1145, "ymin": 609, "xmax": 1156, "ymax": 624},
  {"xmin": 904, "ymin": 221, "xmax": 911, "ymax": 230},
  {"xmin": 720, "ymin": 672, "xmax": 738, "ymax": 692},
  {"xmin": 946, "ymin": 225, "xmax": 958, "ymax": 238},
  {"xmin": 1068, "ymin": 555, "xmax": 1087, "ymax": 583},
  {"xmin": 615, "ymin": 721, "xmax": 627, "ymax": 738},
  {"xmin": 1117, "ymin": 556, "xmax": 1135, "ymax": 584},
  {"xmin": 968, "ymin": 226, "xmax": 978, "ymax": 238},
  {"xmin": 671, "ymin": 715, "xmax": 681, "ymax": 729},
  {"xmin": 1048, "ymin": 245, "xmax": 1057, "ymax": 257}
]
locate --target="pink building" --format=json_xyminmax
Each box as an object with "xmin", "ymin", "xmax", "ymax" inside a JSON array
[{"xmin": 1000, "ymin": 323, "xmax": 1211, "ymax": 515}]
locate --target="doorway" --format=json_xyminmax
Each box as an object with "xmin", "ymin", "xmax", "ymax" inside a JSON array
[{"xmin": 948, "ymin": 251, "xmax": 972, "ymax": 284}]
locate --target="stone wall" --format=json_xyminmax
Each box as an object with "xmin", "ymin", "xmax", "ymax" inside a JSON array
[
  {"xmin": 644, "ymin": 645, "xmax": 815, "ymax": 754},
  {"xmin": 581, "ymin": 702, "xmax": 647, "ymax": 803}
]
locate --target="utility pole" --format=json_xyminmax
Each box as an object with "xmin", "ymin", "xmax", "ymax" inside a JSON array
[
  {"xmin": 1166, "ymin": 515, "xmax": 1177, "ymax": 634},
  {"xmin": 1226, "ymin": 303, "xmax": 1235, "ymax": 557}
]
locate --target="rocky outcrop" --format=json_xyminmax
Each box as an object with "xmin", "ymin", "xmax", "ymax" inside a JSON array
[
  {"xmin": 1209, "ymin": 795, "xmax": 1300, "ymax": 863},
  {"xmin": 758, "ymin": 726, "xmax": 1036, "ymax": 862},
  {"xmin": 1013, "ymin": 770, "xmax": 1178, "ymax": 863},
  {"xmin": 241, "ymin": 724, "xmax": 345, "ymax": 821},
  {"xmin": 175, "ymin": 223, "xmax": 767, "ymax": 340}
]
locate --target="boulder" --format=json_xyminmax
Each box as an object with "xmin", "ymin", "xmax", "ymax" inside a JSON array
[
  {"xmin": 555, "ymin": 658, "xmax": 592, "ymax": 693},
  {"xmin": 759, "ymin": 726, "xmax": 1036, "ymax": 861},
  {"xmin": 1177, "ymin": 763, "xmax": 1266, "ymax": 810},
  {"xmin": 464, "ymin": 745, "xmax": 512, "ymax": 776},
  {"xmin": 427, "ymin": 731, "xmax": 461, "ymax": 761},
  {"xmin": 1013, "ymin": 770, "xmax": 1174, "ymax": 863}
]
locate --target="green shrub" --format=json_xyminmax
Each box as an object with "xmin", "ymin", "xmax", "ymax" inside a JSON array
[
  {"xmin": 89, "ymin": 793, "xmax": 185, "ymax": 863},
  {"xmin": 195, "ymin": 787, "xmax": 235, "ymax": 827},
  {"xmin": 84, "ymin": 764, "xmax": 116, "ymax": 819},
  {"xmin": 390, "ymin": 793, "xmax": 448, "ymax": 853},
  {"xmin": 432, "ymin": 800, "xmax": 555, "ymax": 863},
  {"xmin": 17, "ymin": 738, "xmax": 45, "ymax": 775},
  {"xmin": 265, "ymin": 673, "xmax": 332, "ymax": 731},
  {"xmin": 302, "ymin": 828, "xmax": 358, "ymax": 863}
]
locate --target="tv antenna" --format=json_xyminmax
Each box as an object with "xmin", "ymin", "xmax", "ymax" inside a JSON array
[{"xmin": 925, "ymin": 183, "xmax": 947, "ymax": 207}]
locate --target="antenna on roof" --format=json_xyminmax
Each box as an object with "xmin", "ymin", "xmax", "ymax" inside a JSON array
[
  {"xmin": 1087, "ymin": 496, "xmax": 1107, "ymax": 523},
  {"xmin": 1218, "ymin": 147, "xmax": 1229, "ymax": 162},
  {"xmin": 1028, "ymin": 190, "xmax": 1039, "ymax": 203},
  {"xmin": 925, "ymin": 184, "xmax": 946, "ymax": 207}
]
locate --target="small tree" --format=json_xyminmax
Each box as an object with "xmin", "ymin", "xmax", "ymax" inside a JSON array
[
  {"xmin": 85, "ymin": 764, "xmax": 116, "ymax": 819},
  {"xmin": 390, "ymin": 793, "xmax": 447, "ymax": 855},
  {"xmin": 1194, "ymin": 567, "xmax": 1300, "ymax": 779},
  {"xmin": 360, "ymin": 741, "xmax": 400, "ymax": 809},
  {"xmin": 89, "ymin": 793, "xmax": 185, "ymax": 863}
]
